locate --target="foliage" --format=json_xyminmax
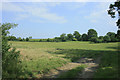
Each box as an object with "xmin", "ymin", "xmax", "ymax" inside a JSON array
[
  {"xmin": 29, "ymin": 36, "xmax": 32, "ymax": 39},
  {"xmin": 107, "ymin": 32, "xmax": 118, "ymax": 42},
  {"xmin": 67, "ymin": 33, "xmax": 73, "ymax": 41},
  {"xmin": 72, "ymin": 38, "xmax": 77, "ymax": 41},
  {"xmin": 108, "ymin": 0, "xmax": 120, "ymax": 41},
  {"xmin": 1, "ymin": 23, "xmax": 23, "ymax": 78},
  {"xmin": 7, "ymin": 35, "xmax": 17, "ymax": 41},
  {"xmin": 98, "ymin": 36, "xmax": 103, "ymax": 40},
  {"xmin": 7, "ymin": 29, "xmax": 119, "ymax": 43},
  {"xmin": 17, "ymin": 37, "xmax": 23, "ymax": 41},
  {"xmin": 26, "ymin": 37, "xmax": 29, "ymax": 41},
  {"xmin": 81, "ymin": 33, "xmax": 88, "ymax": 41},
  {"xmin": 90, "ymin": 37, "xmax": 98, "ymax": 43},
  {"xmin": 73, "ymin": 31, "xmax": 81, "ymax": 41},
  {"xmin": 47, "ymin": 38, "xmax": 54, "ymax": 42},
  {"xmin": 60, "ymin": 33, "xmax": 67, "ymax": 42},
  {"xmin": 22, "ymin": 38, "xmax": 25, "ymax": 41},
  {"xmin": 96, "ymin": 39, "xmax": 103, "ymax": 43},
  {"xmin": 117, "ymin": 30, "xmax": 120, "ymax": 41},
  {"xmin": 87, "ymin": 29, "xmax": 98, "ymax": 40},
  {"xmin": 103, "ymin": 35, "xmax": 111, "ymax": 42}
]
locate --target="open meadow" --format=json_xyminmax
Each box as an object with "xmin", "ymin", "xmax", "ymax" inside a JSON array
[{"xmin": 9, "ymin": 41, "xmax": 119, "ymax": 78}]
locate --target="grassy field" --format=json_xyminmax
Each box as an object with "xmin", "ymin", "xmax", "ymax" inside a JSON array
[{"xmin": 9, "ymin": 41, "xmax": 119, "ymax": 78}]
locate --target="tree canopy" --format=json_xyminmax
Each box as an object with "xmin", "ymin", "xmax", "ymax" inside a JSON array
[
  {"xmin": 108, "ymin": 0, "xmax": 120, "ymax": 41},
  {"xmin": 73, "ymin": 31, "xmax": 81, "ymax": 40},
  {"xmin": 87, "ymin": 29, "xmax": 98, "ymax": 40}
]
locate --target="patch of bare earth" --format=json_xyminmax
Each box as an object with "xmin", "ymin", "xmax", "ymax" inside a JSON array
[
  {"xmin": 41, "ymin": 57, "xmax": 101, "ymax": 78},
  {"xmin": 78, "ymin": 57, "xmax": 101, "ymax": 78},
  {"xmin": 42, "ymin": 62, "xmax": 81, "ymax": 78}
]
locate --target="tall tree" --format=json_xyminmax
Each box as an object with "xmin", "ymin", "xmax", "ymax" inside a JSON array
[
  {"xmin": 73, "ymin": 31, "xmax": 81, "ymax": 41},
  {"xmin": 1, "ymin": 23, "xmax": 23, "ymax": 78},
  {"xmin": 17, "ymin": 37, "xmax": 22, "ymax": 41},
  {"xmin": 7, "ymin": 36, "xmax": 17, "ymax": 41},
  {"xmin": 60, "ymin": 33, "xmax": 67, "ymax": 42},
  {"xmin": 67, "ymin": 33, "xmax": 73, "ymax": 41},
  {"xmin": 103, "ymin": 35, "xmax": 111, "ymax": 42},
  {"xmin": 81, "ymin": 33, "xmax": 88, "ymax": 41},
  {"xmin": 107, "ymin": 32, "xmax": 117, "ymax": 41},
  {"xmin": 108, "ymin": 0, "xmax": 120, "ymax": 41},
  {"xmin": 98, "ymin": 36, "xmax": 104, "ymax": 40},
  {"xmin": 87, "ymin": 29, "xmax": 98, "ymax": 40},
  {"xmin": 26, "ymin": 37, "xmax": 29, "ymax": 41}
]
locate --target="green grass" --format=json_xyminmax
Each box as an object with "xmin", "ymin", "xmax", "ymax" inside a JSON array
[
  {"xmin": 22, "ymin": 57, "xmax": 67, "ymax": 77},
  {"xmin": 9, "ymin": 41, "xmax": 118, "ymax": 51},
  {"xmin": 94, "ymin": 51, "xmax": 119, "ymax": 78},
  {"xmin": 58, "ymin": 65, "xmax": 87, "ymax": 78},
  {"xmin": 9, "ymin": 41, "xmax": 119, "ymax": 78}
]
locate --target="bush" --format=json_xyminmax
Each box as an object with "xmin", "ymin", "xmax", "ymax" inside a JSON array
[
  {"xmin": 72, "ymin": 38, "xmax": 77, "ymax": 41},
  {"xmin": 90, "ymin": 37, "xmax": 98, "ymax": 43},
  {"xmin": 47, "ymin": 38, "xmax": 50, "ymax": 42},
  {"xmin": 39, "ymin": 39, "xmax": 42, "ymax": 42},
  {"xmin": 54, "ymin": 39, "xmax": 61, "ymax": 42},
  {"xmin": 26, "ymin": 37, "xmax": 29, "ymax": 41},
  {"xmin": 1, "ymin": 23, "xmax": 23, "ymax": 78},
  {"xmin": 97, "ymin": 39, "xmax": 103, "ymax": 43},
  {"xmin": 17, "ymin": 37, "xmax": 23, "ymax": 41},
  {"xmin": 103, "ymin": 35, "xmax": 111, "ymax": 42}
]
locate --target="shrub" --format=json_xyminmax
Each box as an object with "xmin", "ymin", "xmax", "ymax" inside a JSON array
[
  {"xmin": 39, "ymin": 39, "xmax": 42, "ymax": 42},
  {"xmin": 17, "ymin": 37, "xmax": 23, "ymax": 41},
  {"xmin": 97, "ymin": 39, "xmax": 103, "ymax": 43},
  {"xmin": 90, "ymin": 37, "xmax": 98, "ymax": 43},
  {"xmin": 72, "ymin": 38, "xmax": 77, "ymax": 41},
  {"xmin": 54, "ymin": 39, "xmax": 61, "ymax": 42},
  {"xmin": 26, "ymin": 37, "xmax": 29, "ymax": 41},
  {"xmin": 103, "ymin": 35, "xmax": 111, "ymax": 42},
  {"xmin": 1, "ymin": 23, "xmax": 23, "ymax": 78},
  {"xmin": 81, "ymin": 34, "xmax": 88, "ymax": 41},
  {"xmin": 47, "ymin": 38, "xmax": 50, "ymax": 42}
]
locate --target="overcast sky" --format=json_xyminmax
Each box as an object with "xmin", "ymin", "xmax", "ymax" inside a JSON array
[{"xmin": 2, "ymin": 1, "xmax": 118, "ymax": 38}]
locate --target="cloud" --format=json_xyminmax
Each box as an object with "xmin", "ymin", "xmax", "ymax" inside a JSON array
[
  {"xmin": 15, "ymin": 14, "xmax": 29, "ymax": 20},
  {"xmin": 25, "ymin": 6, "xmax": 67, "ymax": 23},
  {"xmin": 84, "ymin": 3, "xmax": 112, "ymax": 22},
  {"xmin": 84, "ymin": 10, "xmax": 105, "ymax": 23},
  {"xmin": 84, "ymin": 2, "xmax": 116, "ymax": 27},
  {"xmin": 2, "ymin": 2, "xmax": 67, "ymax": 23},
  {"xmin": 64, "ymin": 2, "xmax": 86, "ymax": 10},
  {"xmin": 2, "ymin": 2, "xmax": 24, "ymax": 12},
  {"xmin": 2, "ymin": 0, "xmax": 115, "ymax": 2}
]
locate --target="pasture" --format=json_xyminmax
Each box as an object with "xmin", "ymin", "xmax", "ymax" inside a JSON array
[{"xmin": 9, "ymin": 41, "xmax": 119, "ymax": 78}]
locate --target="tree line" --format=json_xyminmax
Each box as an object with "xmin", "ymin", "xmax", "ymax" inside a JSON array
[
  {"xmin": 8, "ymin": 29, "xmax": 120, "ymax": 43},
  {"xmin": 7, "ymin": 36, "xmax": 32, "ymax": 41}
]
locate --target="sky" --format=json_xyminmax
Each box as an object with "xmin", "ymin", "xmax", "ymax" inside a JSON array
[{"xmin": 1, "ymin": 1, "xmax": 118, "ymax": 39}]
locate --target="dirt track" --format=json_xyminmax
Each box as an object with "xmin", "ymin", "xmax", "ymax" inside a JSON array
[{"xmin": 42, "ymin": 57, "xmax": 101, "ymax": 78}]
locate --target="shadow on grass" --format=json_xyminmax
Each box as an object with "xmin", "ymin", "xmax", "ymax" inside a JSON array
[
  {"xmin": 46, "ymin": 48, "xmax": 118, "ymax": 78},
  {"xmin": 106, "ymin": 47, "xmax": 118, "ymax": 50},
  {"xmin": 47, "ymin": 48, "xmax": 117, "ymax": 62}
]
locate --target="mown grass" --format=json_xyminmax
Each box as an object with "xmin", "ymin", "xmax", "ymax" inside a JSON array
[
  {"xmin": 9, "ymin": 41, "xmax": 118, "ymax": 51},
  {"xmin": 9, "ymin": 41, "xmax": 119, "ymax": 78}
]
